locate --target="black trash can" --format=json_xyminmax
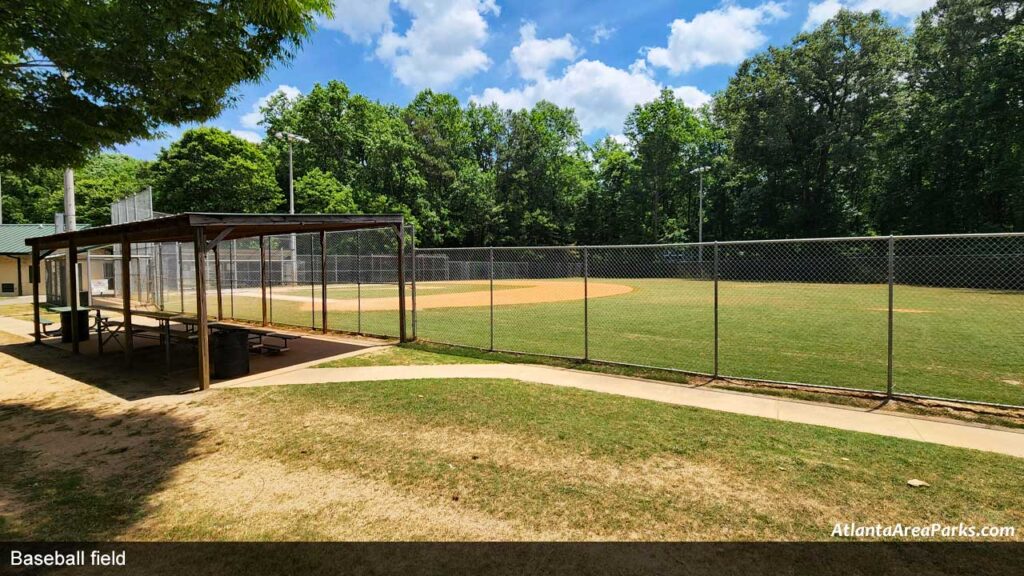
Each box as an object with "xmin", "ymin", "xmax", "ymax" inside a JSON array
[
  {"xmin": 60, "ymin": 310, "xmax": 91, "ymax": 343},
  {"xmin": 212, "ymin": 329, "xmax": 250, "ymax": 379}
]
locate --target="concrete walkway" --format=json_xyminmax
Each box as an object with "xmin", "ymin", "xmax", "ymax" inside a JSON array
[{"xmin": 223, "ymin": 363, "xmax": 1024, "ymax": 459}]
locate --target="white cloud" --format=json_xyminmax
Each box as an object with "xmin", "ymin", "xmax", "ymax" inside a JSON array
[
  {"xmin": 646, "ymin": 2, "xmax": 788, "ymax": 74},
  {"xmin": 230, "ymin": 129, "xmax": 263, "ymax": 144},
  {"xmin": 590, "ymin": 24, "xmax": 615, "ymax": 44},
  {"xmin": 375, "ymin": 0, "xmax": 500, "ymax": 88},
  {"xmin": 321, "ymin": 0, "xmax": 393, "ymax": 43},
  {"xmin": 473, "ymin": 57, "xmax": 710, "ymax": 135},
  {"xmin": 240, "ymin": 85, "xmax": 302, "ymax": 130},
  {"xmin": 672, "ymin": 85, "xmax": 713, "ymax": 109},
  {"xmin": 511, "ymin": 22, "xmax": 579, "ymax": 81},
  {"xmin": 804, "ymin": 0, "xmax": 936, "ymax": 29}
]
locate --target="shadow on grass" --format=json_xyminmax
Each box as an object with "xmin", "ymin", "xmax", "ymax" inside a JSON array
[{"xmin": 0, "ymin": 400, "xmax": 203, "ymax": 541}]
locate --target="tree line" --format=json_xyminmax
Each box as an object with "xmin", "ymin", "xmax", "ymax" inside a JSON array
[{"xmin": 2, "ymin": 1, "xmax": 1020, "ymax": 247}]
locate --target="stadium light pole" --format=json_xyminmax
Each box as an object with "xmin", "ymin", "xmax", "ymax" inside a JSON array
[
  {"xmin": 275, "ymin": 131, "xmax": 310, "ymax": 284},
  {"xmin": 691, "ymin": 166, "xmax": 710, "ymax": 266}
]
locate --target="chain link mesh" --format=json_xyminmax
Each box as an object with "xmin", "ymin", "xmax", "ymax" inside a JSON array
[
  {"xmin": 80, "ymin": 228, "xmax": 1023, "ymax": 408},
  {"xmin": 418, "ymin": 234, "xmax": 1024, "ymax": 408},
  {"xmin": 893, "ymin": 235, "xmax": 1024, "ymax": 405}
]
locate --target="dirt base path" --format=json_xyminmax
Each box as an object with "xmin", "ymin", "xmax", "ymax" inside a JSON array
[{"xmin": 291, "ymin": 280, "xmax": 634, "ymax": 312}]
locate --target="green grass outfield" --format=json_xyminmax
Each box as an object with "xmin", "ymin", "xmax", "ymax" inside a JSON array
[{"xmin": 169, "ymin": 278, "xmax": 1024, "ymax": 406}]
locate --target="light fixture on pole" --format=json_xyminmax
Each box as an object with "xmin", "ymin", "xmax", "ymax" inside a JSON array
[
  {"xmin": 274, "ymin": 131, "xmax": 309, "ymax": 285},
  {"xmin": 690, "ymin": 166, "xmax": 711, "ymax": 265},
  {"xmin": 275, "ymin": 131, "xmax": 310, "ymax": 215}
]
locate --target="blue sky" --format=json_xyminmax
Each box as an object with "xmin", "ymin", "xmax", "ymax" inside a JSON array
[{"xmin": 114, "ymin": 0, "xmax": 934, "ymax": 160}]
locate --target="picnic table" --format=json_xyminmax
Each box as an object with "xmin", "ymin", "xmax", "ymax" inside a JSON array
[
  {"xmin": 91, "ymin": 308, "xmax": 302, "ymax": 376},
  {"xmin": 48, "ymin": 306, "xmax": 94, "ymax": 343}
]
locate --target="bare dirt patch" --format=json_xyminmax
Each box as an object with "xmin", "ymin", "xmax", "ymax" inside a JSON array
[
  {"xmin": 298, "ymin": 280, "xmax": 634, "ymax": 313},
  {"xmin": 866, "ymin": 307, "xmax": 933, "ymax": 314}
]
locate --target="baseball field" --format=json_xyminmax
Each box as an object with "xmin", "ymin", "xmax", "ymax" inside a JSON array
[{"xmin": 182, "ymin": 278, "xmax": 1023, "ymax": 407}]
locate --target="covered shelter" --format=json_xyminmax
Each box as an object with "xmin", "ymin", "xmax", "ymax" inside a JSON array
[
  {"xmin": 0, "ymin": 223, "xmax": 57, "ymax": 296},
  {"xmin": 25, "ymin": 212, "xmax": 409, "ymax": 390}
]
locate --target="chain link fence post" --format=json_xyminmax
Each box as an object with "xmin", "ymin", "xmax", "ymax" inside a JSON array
[
  {"xmin": 887, "ymin": 234, "xmax": 895, "ymax": 398},
  {"xmin": 177, "ymin": 242, "xmax": 185, "ymax": 312},
  {"xmin": 356, "ymin": 230, "xmax": 362, "ymax": 334},
  {"xmin": 411, "ymin": 225, "xmax": 417, "ymax": 341},
  {"xmin": 489, "ymin": 246, "xmax": 495, "ymax": 352},
  {"xmin": 583, "ymin": 246, "xmax": 589, "ymax": 361},
  {"xmin": 714, "ymin": 241, "xmax": 720, "ymax": 378},
  {"xmin": 229, "ymin": 239, "xmax": 235, "ymax": 319}
]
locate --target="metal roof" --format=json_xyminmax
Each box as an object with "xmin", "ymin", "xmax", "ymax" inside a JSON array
[
  {"xmin": 24, "ymin": 212, "xmax": 405, "ymax": 251},
  {"xmin": 0, "ymin": 223, "xmax": 57, "ymax": 255}
]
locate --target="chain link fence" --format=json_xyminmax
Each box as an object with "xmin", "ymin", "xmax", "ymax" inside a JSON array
[
  {"xmin": 107, "ymin": 226, "xmax": 412, "ymax": 340},
  {"xmin": 415, "ymin": 233, "xmax": 1024, "ymax": 408}
]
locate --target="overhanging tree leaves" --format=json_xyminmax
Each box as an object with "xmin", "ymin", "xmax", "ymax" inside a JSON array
[{"xmin": 0, "ymin": 0, "xmax": 330, "ymax": 170}]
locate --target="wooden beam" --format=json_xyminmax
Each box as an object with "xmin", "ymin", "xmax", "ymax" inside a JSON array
[
  {"xmin": 31, "ymin": 247, "xmax": 41, "ymax": 344},
  {"xmin": 120, "ymin": 234, "xmax": 134, "ymax": 364},
  {"xmin": 213, "ymin": 243, "xmax": 223, "ymax": 320},
  {"xmin": 259, "ymin": 235, "xmax": 268, "ymax": 326},
  {"xmin": 68, "ymin": 239, "xmax": 79, "ymax": 354},
  {"xmin": 15, "ymin": 256, "xmax": 23, "ymax": 296},
  {"xmin": 206, "ymin": 227, "xmax": 235, "ymax": 252},
  {"xmin": 194, "ymin": 228, "xmax": 211, "ymax": 391},
  {"xmin": 396, "ymin": 224, "xmax": 407, "ymax": 343},
  {"xmin": 320, "ymin": 230, "xmax": 328, "ymax": 334}
]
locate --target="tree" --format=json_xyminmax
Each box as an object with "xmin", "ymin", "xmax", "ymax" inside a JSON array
[
  {"xmin": 715, "ymin": 10, "xmax": 907, "ymax": 238},
  {"xmin": 577, "ymin": 137, "xmax": 641, "ymax": 244},
  {"xmin": 74, "ymin": 154, "xmax": 151, "ymax": 224},
  {"xmin": 894, "ymin": 0, "xmax": 1023, "ymax": 233},
  {"xmin": 626, "ymin": 90, "xmax": 721, "ymax": 242},
  {"xmin": 0, "ymin": 0, "xmax": 331, "ymax": 170},
  {"xmin": 294, "ymin": 168, "xmax": 356, "ymax": 214},
  {"xmin": 0, "ymin": 153, "xmax": 148, "ymax": 224},
  {"xmin": 151, "ymin": 128, "xmax": 281, "ymax": 213},
  {"xmin": 494, "ymin": 101, "xmax": 589, "ymax": 245}
]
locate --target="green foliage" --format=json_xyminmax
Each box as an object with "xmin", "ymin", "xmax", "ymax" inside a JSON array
[
  {"xmin": 74, "ymin": 154, "xmax": 152, "ymax": 224},
  {"xmin": 716, "ymin": 10, "xmax": 907, "ymax": 238},
  {"xmin": 7, "ymin": 5, "xmax": 1019, "ymax": 241},
  {"xmin": 151, "ymin": 128, "xmax": 281, "ymax": 213},
  {"xmin": 0, "ymin": 154, "xmax": 147, "ymax": 225},
  {"xmin": 0, "ymin": 0, "xmax": 331, "ymax": 170},
  {"xmin": 891, "ymin": 0, "xmax": 1024, "ymax": 233},
  {"xmin": 294, "ymin": 168, "xmax": 356, "ymax": 214},
  {"xmin": 626, "ymin": 89, "xmax": 721, "ymax": 242}
]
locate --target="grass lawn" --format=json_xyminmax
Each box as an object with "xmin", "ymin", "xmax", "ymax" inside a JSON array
[
  {"xmin": 148, "ymin": 278, "xmax": 1024, "ymax": 406},
  {"xmin": 317, "ymin": 345, "xmax": 493, "ymax": 367},
  {"xmin": 6, "ymin": 376, "xmax": 1021, "ymax": 541},
  {"xmin": 0, "ymin": 303, "xmax": 59, "ymax": 323},
  {"xmin": 409, "ymin": 279, "xmax": 1024, "ymax": 406}
]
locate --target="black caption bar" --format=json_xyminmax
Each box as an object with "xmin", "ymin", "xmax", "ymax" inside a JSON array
[{"xmin": 1, "ymin": 543, "xmax": 1021, "ymax": 576}]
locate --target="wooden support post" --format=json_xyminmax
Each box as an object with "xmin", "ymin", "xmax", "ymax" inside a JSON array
[
  {"xmin": 396, "ymin": 224, "xmax": 407, "ymax": 342},
  {"xmin": 120, "ymin": 234, "xmax": 134, "ymax": 364},
  {"xmin": 31, "ymin": 247, "xmax": 41, "ymax": 343},
  {"xmin": 213, "ymin": 243, "xmax": 223, "ymax": 320},
  {"xmin": 68, "ymin": 239, "xmax": 79, "ymax": 354},
  {"xmin": 320, "ymin": 230, "xmax": 328, "ymax": 334},
  {"xmin": 194, "ymin": 228, "xmax": 211, "ymax": 391},
  {"xmin": 15, "ymin": 256, "xmax": 23, "ymax": 296},
  {"xmin": 260, "ymin": 235, "xmax": 268, "ymax": 326},
  {"xmin": 177, "ymin": 243, "xmax": 185, "ymax": 312}
]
